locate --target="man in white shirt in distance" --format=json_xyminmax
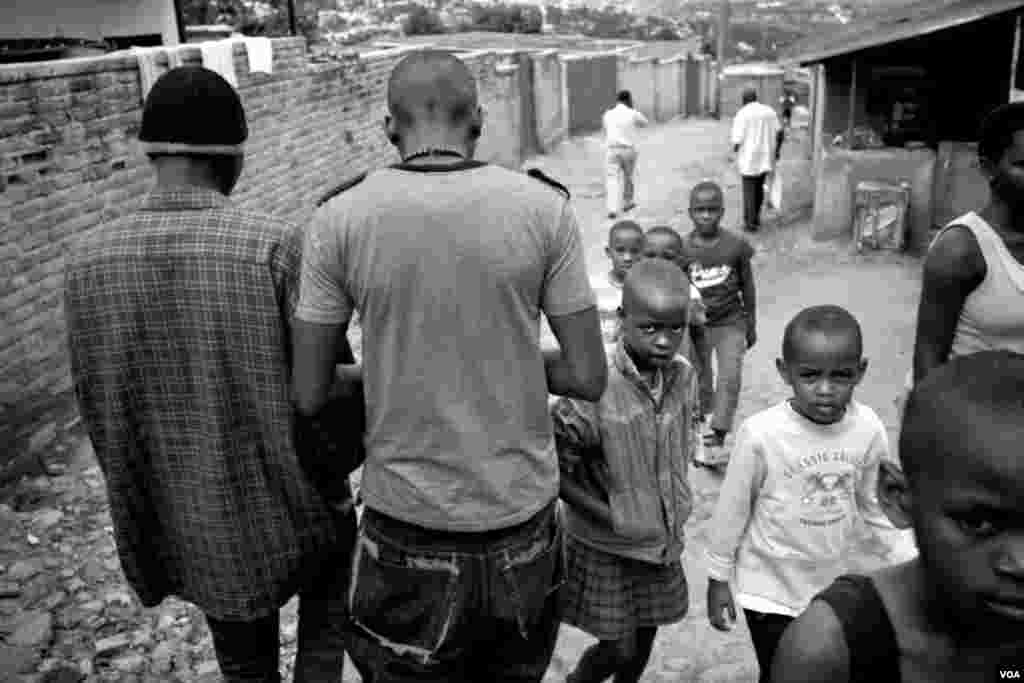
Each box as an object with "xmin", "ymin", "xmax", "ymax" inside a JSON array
[
  {"xmin": 731, "ymin": 86, "xmax": 784, "ymax": 233},
  {"xmin": 603, "ymin": 90, "xmax": 649, "ymax": 220}
]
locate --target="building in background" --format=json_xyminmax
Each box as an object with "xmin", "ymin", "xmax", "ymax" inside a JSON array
[{"xmin": 1, "ymin": 0, "xmax": 184, "ymax": 49}]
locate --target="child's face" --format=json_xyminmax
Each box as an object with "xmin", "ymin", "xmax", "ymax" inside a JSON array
[
  {"xmin": 606, "ymin": 229, "xmax": 643, "ymax": 279},
  {"xmin": 909, "ymin": 424, "xmax": 1024, "ymax": 639},
  {"xmin": 642, "ymin": 232, "xmax": 683, "ymax": 263},
  {"xmin": 620, "ymin": 292, "xmax": 688, "ymax": 371},
  {"xmin": 776, "ymin": 330, "xmax": 866, "ymax": 424},
  {"xmin": 689, "ymin": 189, "xmax": 724, "ymax": 237}
]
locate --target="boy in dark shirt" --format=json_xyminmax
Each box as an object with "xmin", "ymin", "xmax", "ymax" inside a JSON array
[
  {"xmin": 679, "ymin": 181, "xmax": 756, "ymax": 459},
  {"xmin": 772, "ymin": 351, "xmax": 1024, "ymax": 683}
]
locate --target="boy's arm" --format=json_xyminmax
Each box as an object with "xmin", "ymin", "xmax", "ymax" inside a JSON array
[
  {"xmin": 771, "ymin": 601, "xmax": 851, "ymax": 683},
  {"xmin": 738, "ymin": 244, "xmax": 757, "ymax": 348},
  {"xmin": 635, "ymin": 110, "xmax": 649, "ymax": 127},
  {"xmin": 704, "ymin": 422, "xmax": 764, "ymax": 584},
  {"xmin": 551, "ymin": 397, "xmax": 615, "ymax": 527}
]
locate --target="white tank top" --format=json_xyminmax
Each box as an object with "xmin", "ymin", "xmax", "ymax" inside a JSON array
[{"xmin": 932, "ymin": 212, "xmax": 1024, "ymax": 357}]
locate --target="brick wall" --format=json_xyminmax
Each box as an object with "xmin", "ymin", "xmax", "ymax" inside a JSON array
[{"xmin": 0, "ymin": 36, "xmax": 709, "ymax": 477}]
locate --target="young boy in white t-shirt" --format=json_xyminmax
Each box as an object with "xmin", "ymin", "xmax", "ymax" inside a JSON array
[{"xmin": 704, "ymin": 304, "xmax": 904, "ymax": 683}]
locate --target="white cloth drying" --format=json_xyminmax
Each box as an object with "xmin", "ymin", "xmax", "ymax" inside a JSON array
[
  {"xmin": 199, "ymin": 39, "xmax": 239, "ymax": 89},
  {"xmin": 133, "ymin": 46, "xmax": 191, "ymax": 101},
  {"xmin": 241, "ymin": 37, "xmax": 273, "ymax": 74},
  {"xmin": 133, "ymin": 46, "xmax": 164, "ymax": 101}
]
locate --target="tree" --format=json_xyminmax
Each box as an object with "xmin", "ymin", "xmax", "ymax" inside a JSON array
[{"xmin": 404, "ymin": 6, "xmax": 446, "ymax": 35}]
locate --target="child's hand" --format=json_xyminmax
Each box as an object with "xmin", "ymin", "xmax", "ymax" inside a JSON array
[
  {"xmin": 707, "ymin": 579, "xmax": 737, "ymax": 631},
  {"xmin": 745, "ymin": 326, "xmax": 757, "ymax": 350}
]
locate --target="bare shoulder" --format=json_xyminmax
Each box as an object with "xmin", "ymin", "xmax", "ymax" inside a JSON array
[
  {"xmin": 924, "ymin": 223, "xmax": 985, "ymax": 281},
  {"xmin": 771, "ymin": 600, "xmax": 850, "ymax": 683}
]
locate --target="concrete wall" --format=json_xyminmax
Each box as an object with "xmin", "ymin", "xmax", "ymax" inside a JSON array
[
  {"xmin": 655, "ymin": 58, "xmax": 683, "ymax": 122},
  {"xmin": 812, "ymin": 146, "xmax": 936, "ymax": 251},
  {"xmin": 618, "ymin": 55, "xmax": 657, "ymax": 121},
  {"xmin": 2, "ymin": 0, "xmax": 180, "ymax": 46},
  {"xmin": 720, "ymin": 72, "xmax": 785, "ymax": 118},
  {"xmin": 564, "ymin": 53, "xmax": 618, "ymax": 135},
  {"xmin": 531, "ymin": 50, "xmax": 566, "ymax": 153}
]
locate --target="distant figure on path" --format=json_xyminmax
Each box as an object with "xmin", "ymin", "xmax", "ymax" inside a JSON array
[
  {"xmin": 732, "ymin": 86, "xmax": 783, "ymax": 232},
  {"xmin": 292, "ymin": 49, "xmax": 607, "ymax": 682},
  {"xmin": 912, "ymin": 101, "xmax": 1024, "ymax": 387},
  {"xmin": 603, "ymin": 90, "xmax": 649, "ymax": 219},
  {"xmin": 779, "ymin": 89, "xmax": 797, "ymax": 128},
  {"xmin": 679, "ymin": 181, "xmax": 756, "ymax": 454},
  {"xmin": 64, "ymin": 66, "xmax": 354, "ymax": 682}
]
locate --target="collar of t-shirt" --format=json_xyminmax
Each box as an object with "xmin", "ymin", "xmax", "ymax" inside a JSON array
[{"xmin": 390, "ymin": 159, "xmax": 488, "ymax": 173}]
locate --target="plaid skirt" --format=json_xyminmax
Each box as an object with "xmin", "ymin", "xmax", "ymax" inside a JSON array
[{"xmin": 558, "ymin": 534, "xmax": 688, "ymax": 640}]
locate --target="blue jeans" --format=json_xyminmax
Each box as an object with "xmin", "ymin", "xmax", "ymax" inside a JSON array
[
  {"xmin": 695, "ymin": 320, "xmax": 748, "ymax": 433},
  {"xmin": 344, "ymin": 500, "xmax": 564, "ymax": 683}
]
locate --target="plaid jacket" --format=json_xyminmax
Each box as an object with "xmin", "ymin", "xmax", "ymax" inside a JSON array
[
  {"xmin": 552, "ymin": 342, "xmax": 699, "ymax": 565},
  {"xmin": 64, "ymin": 187, "xmax": 341, "ymax": 620}
]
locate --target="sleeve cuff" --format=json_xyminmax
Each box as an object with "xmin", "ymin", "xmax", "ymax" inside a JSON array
[{"xmin": 704, "ymin": 548, "xmax": 735, "ymax": 583}]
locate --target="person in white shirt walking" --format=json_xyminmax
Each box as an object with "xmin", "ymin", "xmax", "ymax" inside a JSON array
[
  {"xmin": 732, "ymin": 87, "xmax": 784, "ymax": 232},
  {"xmin": 603, "ymin": 90, "xmax": 649, "ymax": 219}
]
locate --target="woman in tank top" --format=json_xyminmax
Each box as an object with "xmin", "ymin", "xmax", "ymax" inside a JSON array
[{"xmin": 912, "ymin": 102, "xmax": 1024, "ymax": 386}]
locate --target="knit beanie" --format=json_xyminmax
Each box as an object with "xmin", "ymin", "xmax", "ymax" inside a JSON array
[{"xmin": 139, "ymin": 66, "xmax": 247, "ymax": 156}]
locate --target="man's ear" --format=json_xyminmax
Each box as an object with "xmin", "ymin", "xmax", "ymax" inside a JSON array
[
  {"xmin": 877, "ymin": 461, "xmax": 914, "ymax": 529},
  {"xmin": 384, "ymin": 114, "xmax": 399, "ymax": 146}
]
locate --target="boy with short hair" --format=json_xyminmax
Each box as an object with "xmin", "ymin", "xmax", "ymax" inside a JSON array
[
  {"xmin": 704, "ymin": 305, "xmax": 900, "ymax": 683},
  {"xmin": 555, "ymin": 259, "xmax": 700, "ymax": 683},
  {"xmin": 592, "ymin": 220, "xmax": 644, "ymax": 342},
  {"xmin": 772, "ymin": 350, "xmax": 1024, "ymax": 683},
  {"xmin": 679, "ymin": 181, "xmax": 756, "ymax": 455}
]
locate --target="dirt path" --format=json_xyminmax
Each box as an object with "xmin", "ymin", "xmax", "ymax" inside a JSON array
[{"xmin": 0, "ymin": 118, "xmax": 922, "ymax": 682}]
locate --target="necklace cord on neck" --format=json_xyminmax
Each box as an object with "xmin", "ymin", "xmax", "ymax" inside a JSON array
[{"xmin": 402, "ymin": 148, "xmax": 466, "ymax": 163}]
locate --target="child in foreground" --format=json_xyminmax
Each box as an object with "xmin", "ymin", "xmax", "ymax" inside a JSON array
[
  {"xmin": 554, "ymin": 259, "xmax": 700, "ymax": 683},
  {"xmin": 592, "ymin": 220, "xmax": 644, "ymax": 342},
  {"xmin": 679, "ymin": 181, "xmax": 756, "ymax": 454},
  {"xmin": 704, "ymin": 305, "xmax": 901, "ymax": 683},
  {"xmin": 772, "ymin": 350, "xmax": 1024, "ymax": 683}
]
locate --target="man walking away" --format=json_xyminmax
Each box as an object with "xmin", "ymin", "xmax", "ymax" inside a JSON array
[
  {"xmin": 65, "ymin": 66, "xmax": 354, "ymax": 682},
  {"xmin": 292, "ymin": 50, "xmax": 607, "ymax": 682},
  {"xmin": 604, "ymin": 90, "xmax": 649, "ymax": 219},
  {"xmin": 732, "ymin": 86, "xmax": 784, "ymax": 232}
]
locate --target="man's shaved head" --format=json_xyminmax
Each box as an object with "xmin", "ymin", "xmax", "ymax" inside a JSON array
[
  {"xmin": 900, "ymin": 351, "xmax": 1024, "ymax": 484},
  {"xmin": 621, "ymin": 258, "xmax": 690, "ymax": 315},
  {"xmin": 387, "ymin": 50, "xmax": 479, "ymax": 129}
]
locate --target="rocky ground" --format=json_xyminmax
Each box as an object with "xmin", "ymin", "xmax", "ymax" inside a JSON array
[{"xmin": 1, "ymin": 118, "xmax": 922, "ymax": 682}]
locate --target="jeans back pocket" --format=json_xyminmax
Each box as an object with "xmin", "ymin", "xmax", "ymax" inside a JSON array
[
  {"xmin": 347, "ymin": 531, "xmax": 461, "ymax": 665},
  {"xmin": 495, "ymin": 518, "xmax": 565, "ymax": 639}
]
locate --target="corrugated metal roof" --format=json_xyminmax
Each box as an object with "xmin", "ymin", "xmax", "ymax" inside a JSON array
[{"xmin": 786, "ymin": 0, "xmax": 1024, "ymax": 65}]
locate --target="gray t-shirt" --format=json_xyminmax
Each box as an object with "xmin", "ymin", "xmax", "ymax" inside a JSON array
[{"xmin": 296, "ymin": 162, "xmax": 595, "ymax": 532}]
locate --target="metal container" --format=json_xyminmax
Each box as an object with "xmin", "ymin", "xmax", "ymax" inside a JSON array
[{"xmin": 853, "ymin": 179, "xmax": 911, "ymax": 251}]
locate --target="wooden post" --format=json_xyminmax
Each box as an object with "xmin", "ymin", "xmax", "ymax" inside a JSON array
[
  {"xmin": 287, "ymin": 0, "xmax": 299, "ymax": 36},
  {"xmin": 1010, "ymin": 13, "xmax": 1021, "ymax": 101},
  {"xmin": 846, "ymin": 58, "xmax": 857, "ymax": 143},
  {"xmin": 172, "ymin": 0, "xmax": 188, "ymax": 44},
  {"xmin": 715, "ymin": 0, "xmax": 729, "ymax": 116}
]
